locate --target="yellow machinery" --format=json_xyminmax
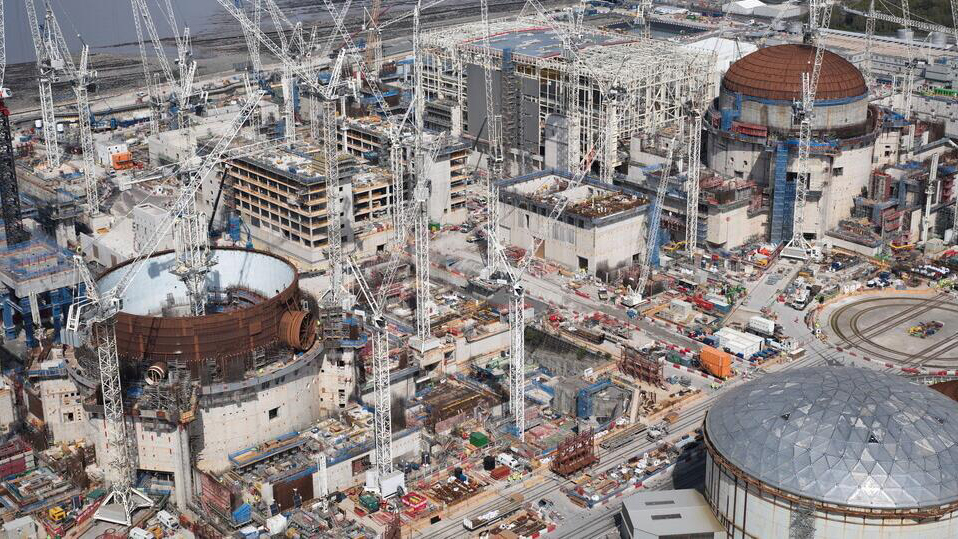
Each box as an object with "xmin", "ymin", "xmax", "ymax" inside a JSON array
[{"xmin": 48, "ymin": 506, "xmax": 65, "ymax": 522}]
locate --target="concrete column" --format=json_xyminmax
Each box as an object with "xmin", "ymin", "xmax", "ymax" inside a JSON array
[
  {"xmin": 172, "ymin": 424, "xmax": 194, "ymax": 510},
  {"xmin": 19, "ymin": 296, "xmax": 35, "ymax": 349},
  {"xmin": 2, "ymin": 296, "xmax": 15, "ymax": 340}
]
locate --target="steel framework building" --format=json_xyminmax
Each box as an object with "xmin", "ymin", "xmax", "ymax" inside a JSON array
[{"xmin": 419, "ymin": 15, "xmax": 710, "ymax": 174}]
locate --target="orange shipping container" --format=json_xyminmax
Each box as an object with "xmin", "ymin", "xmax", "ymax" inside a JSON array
[{"xmin": 700, "ymin": 345, "xmax": 732, "ymax": 379}]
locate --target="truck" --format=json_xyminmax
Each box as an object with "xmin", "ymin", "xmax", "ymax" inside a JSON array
[
  {"xmin": 747, "ymin": 316, "xmax": 776, "ymax": 337},
  {"xmin": 496, "ymin": 452, "xmax": 520, "ymax": 469},
  {"xmin": 646, "ymin": 421, "xmax": 671, "ymax": 441},
  {"xmin": 464, "ymin": 510, "xmax": 502, "ymax": 531},
  {"xmin": 790, "ymin": 288, "xmax": 810, "ymax": 310}
]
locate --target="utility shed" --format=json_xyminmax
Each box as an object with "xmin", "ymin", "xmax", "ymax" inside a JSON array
[
  {"xmin": 714, "ymin": 327, "xmax": 764, "ymax": 357},
  {"xmin": 619, "ymin": 489, "xmax": 723, "ymax": 539}
]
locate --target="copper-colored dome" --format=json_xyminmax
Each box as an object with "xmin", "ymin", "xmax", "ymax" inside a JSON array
[{"xmin": 722, "ymin": 44, "xmax": 867, "ymax": 102}]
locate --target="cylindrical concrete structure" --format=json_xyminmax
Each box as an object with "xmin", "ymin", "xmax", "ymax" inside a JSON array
[
  {"xmin": 704, "ymin": 367, "xmax": 958, "ymax": 538},
  {"xmin": 705, "ymin": 44, "xmax": 879, "ymax": 243},
  {"xmin": 96, "ymin": 247, "xmax": 315, "ymax": 371}
]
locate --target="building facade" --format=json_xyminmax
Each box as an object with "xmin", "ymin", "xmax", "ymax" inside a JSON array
[{"xmin": 497, "ymin": 170, "xmax": 648, "ymax": 275}]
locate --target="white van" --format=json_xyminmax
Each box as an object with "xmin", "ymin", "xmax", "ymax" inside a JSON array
[{"xmin": 157, "ymin": 509, "xmax": 178, "ymax": 529}]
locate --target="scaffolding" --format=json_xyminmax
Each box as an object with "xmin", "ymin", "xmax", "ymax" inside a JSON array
[
  {"xmin": 420, "ymin": 15, "xmax": 709, "ymax": 170},
  {"xmin": 549, "ymin": 428, "xmax": 598, "ymax": 477},
  {"xmin": 770, "ymin": 142, "xmax": 790, "ymax": 244},
  {"xmin": 618, "ymin": 345, "xmax": 664, "ymax": 387}
]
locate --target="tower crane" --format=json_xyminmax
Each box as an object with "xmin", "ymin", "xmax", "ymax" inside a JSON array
[
  {"xmin": 131, "ymin": 0, "xmax": 161, "ymax": 136},
  {"xmin": 65, "ymin": 90, "xmax": 264, "ymax": 527},
  {"xmin": 684, "ymin": 60, "xmax": 712, "ymax": 256},
  {"xmin": 411, "ymin": 1, "xmax": 435, "ymax": 346},
  {"xmin": 782, "ymin": 0, "xmax": 832, "ymax": 260},
  {"xmin": 635, "ymin": 0, "xmax": 653, "ymax": 38},
  {"xmin": 480, "ymin": 0, "xmax": 505, "ymax": 269},
  {"xmin": 23, "ymin": 3, "xmax": 101, "ymax": 214},
  {"xmin": 24, "ymin": 0, "xmax": 65, "ymax": 171},
  {"xmin": 0, "ymin": 0, "xmax": 29, "ymax": 248},
  {"xmin": 364, "ymin": 0, "xmax": 384, "ymax": 74},
  {"xmin": 130, "ymin": 0, "xmax": 196, "ymax": 126},
  {"xmin": 74, "ymin": 46, "xmax": 100, "ymax": 215},
  {"xmin": 623, "ymin": 139, "xmax": 676, "ymax": 307},
  {"xmin": 219, "ymin": 0, "xmax": 418, "ymax": 498},
  {"xmin": 156, "ymin": 0, "xmax": 193, "ymax": 97},
  {"xmin": 486, "ymin": 147, "xmax": 599, "ymax": 439},
  {"xmin": 345, "ymin": 251, "xmax": 407, "ymax": 495},
  {"xmin": 684, "ymin": 110, "xmax": 702, "ymax": 255},
  {"xmin": 236, "ymin": 0, "xmax": 263, "ymax": 72},
  {"xmin": 899, "ymin": 0, "xmax": 916, "ymax": 119}
]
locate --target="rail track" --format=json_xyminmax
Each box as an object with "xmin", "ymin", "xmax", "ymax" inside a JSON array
[{"xmin": 829, "ymin": 294, "xmax": 958, "ymax": 366}]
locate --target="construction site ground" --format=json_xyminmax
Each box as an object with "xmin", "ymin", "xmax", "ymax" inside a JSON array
[{"xmin": 820, "ymin": 290, "xmax": 958, "ymax": 369}]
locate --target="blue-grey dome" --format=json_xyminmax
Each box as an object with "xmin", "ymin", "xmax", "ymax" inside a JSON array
[{"xmin": 705, "ymin": 367, "xmax": 958, "ymax": 509}]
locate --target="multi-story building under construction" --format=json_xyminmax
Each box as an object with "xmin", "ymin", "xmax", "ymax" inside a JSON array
[
  {"xmin": 420, "ymin": 15, "xmax": 710, "ymax": 176},
  {"xmin": 214, "ymin": 145, "xmax": 394, "ymax": 270}
]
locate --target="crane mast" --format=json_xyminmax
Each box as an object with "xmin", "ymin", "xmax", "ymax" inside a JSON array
[
  {"xmin": 685, "ymin": 110, "xmax": 702, "ymax": 254},
  {"xmin": 25, "ymin": 0, "xmax": 61, "ymax": 170},
  {"xmin": 322, "ymin": 99, "xmax": 343, "ymax": 306},
  {"xmin": 600, "ymin": 88, "xmax": 623, "ymax": 184},
  {"xmin": 629, "ymin": 139, "xmax": 676, "ymax": 304},
  {"xmin": 0, "ymin": 0, "xmax": 28, "ymax": 247},
  {"xmin": 635, "ymin": 0, "xmax": 652, "ymax": 38},
  {"xmin": 480, "ymin": 0, "xmax": 505, "ymax": 269},
  {"xmin": 863, "ymin": 0, "xmax": 877, "ymax": 92},
  {"xmin": 783, "ymin": 0, "xmax": 832, "ymax": 259},
  {"xmin": 345, "ymin": 251, "xmax": 408, "ymax": 492},
  {"xmin": 900, "ymin": 0, "xmax": 915, "ymax": 119},
  {"xmin": 411, "ymin": 3, "xmax": 434, "ymax": 345},
  {"xmin": 131, "ymin": 0, "xmax": 161, "ymax": 136},
  {"xmin": 75, "ymin": 46, "xmax": 99, "ymax": 214}
]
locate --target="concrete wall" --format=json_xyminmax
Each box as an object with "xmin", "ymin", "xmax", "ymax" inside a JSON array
[
  {"xmin": 707, "ymin": 131, "xmax": 875, "ymax": 239},
  {"xmin": 197, "ymin": 352, "xmax": 325, "ymax": 472},
  {"xmin": 132, "ymin": 421, "xmax": 193, "ymax": 509},
  {"xmin": 38, "ymin": 378, "xmax": 87, "ymax": 443},
  {"xmin": 719, "ymin": 91, "xmax": 869, "ymax": 133},
  {"xmin": 426, "ymin": 154, "xmax": 456, "ymax": 224},
  {"xmin": 706, "ymin": 204, "xmax": 766, "ymax": 249},
  {"xmin": 814, "ymin": 145, "xmax": 875, "ymax": 233},
  {"xmin": 452, "ymin": 325, "xmax": 510, "ymax": 367},
  {"xmin": 324, "ymin": 429, "xmax": 422, "ymax": 493},
  {"xmin": 497, "ymin": 200, "xmax": 647, "ymax": 275},
  {"xmin": 0, "ymin": 384, "xmax": 15, "ymax": 436}
]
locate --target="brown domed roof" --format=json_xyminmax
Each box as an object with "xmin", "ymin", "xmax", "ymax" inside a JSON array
[{"xmin": 722, "ymin": 44, "xmax": 867, "ymax": 101}]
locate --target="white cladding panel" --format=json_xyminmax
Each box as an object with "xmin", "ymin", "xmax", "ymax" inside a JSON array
[{"xmin": 706, "ymin": 452, "xmax": 958, "ymax": 538}]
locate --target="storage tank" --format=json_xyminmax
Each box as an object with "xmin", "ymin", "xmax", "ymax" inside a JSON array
[
  {"xmin": 931, "ymin": 31, "xmax": 948, "ymax": 47},
  {"xmin": 896, "ymin": 28, "xmax": 915, "ymax": 42},
  {"xmin": 704, "ymin": 367, "xmax": 958, "ymax": 538}
]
